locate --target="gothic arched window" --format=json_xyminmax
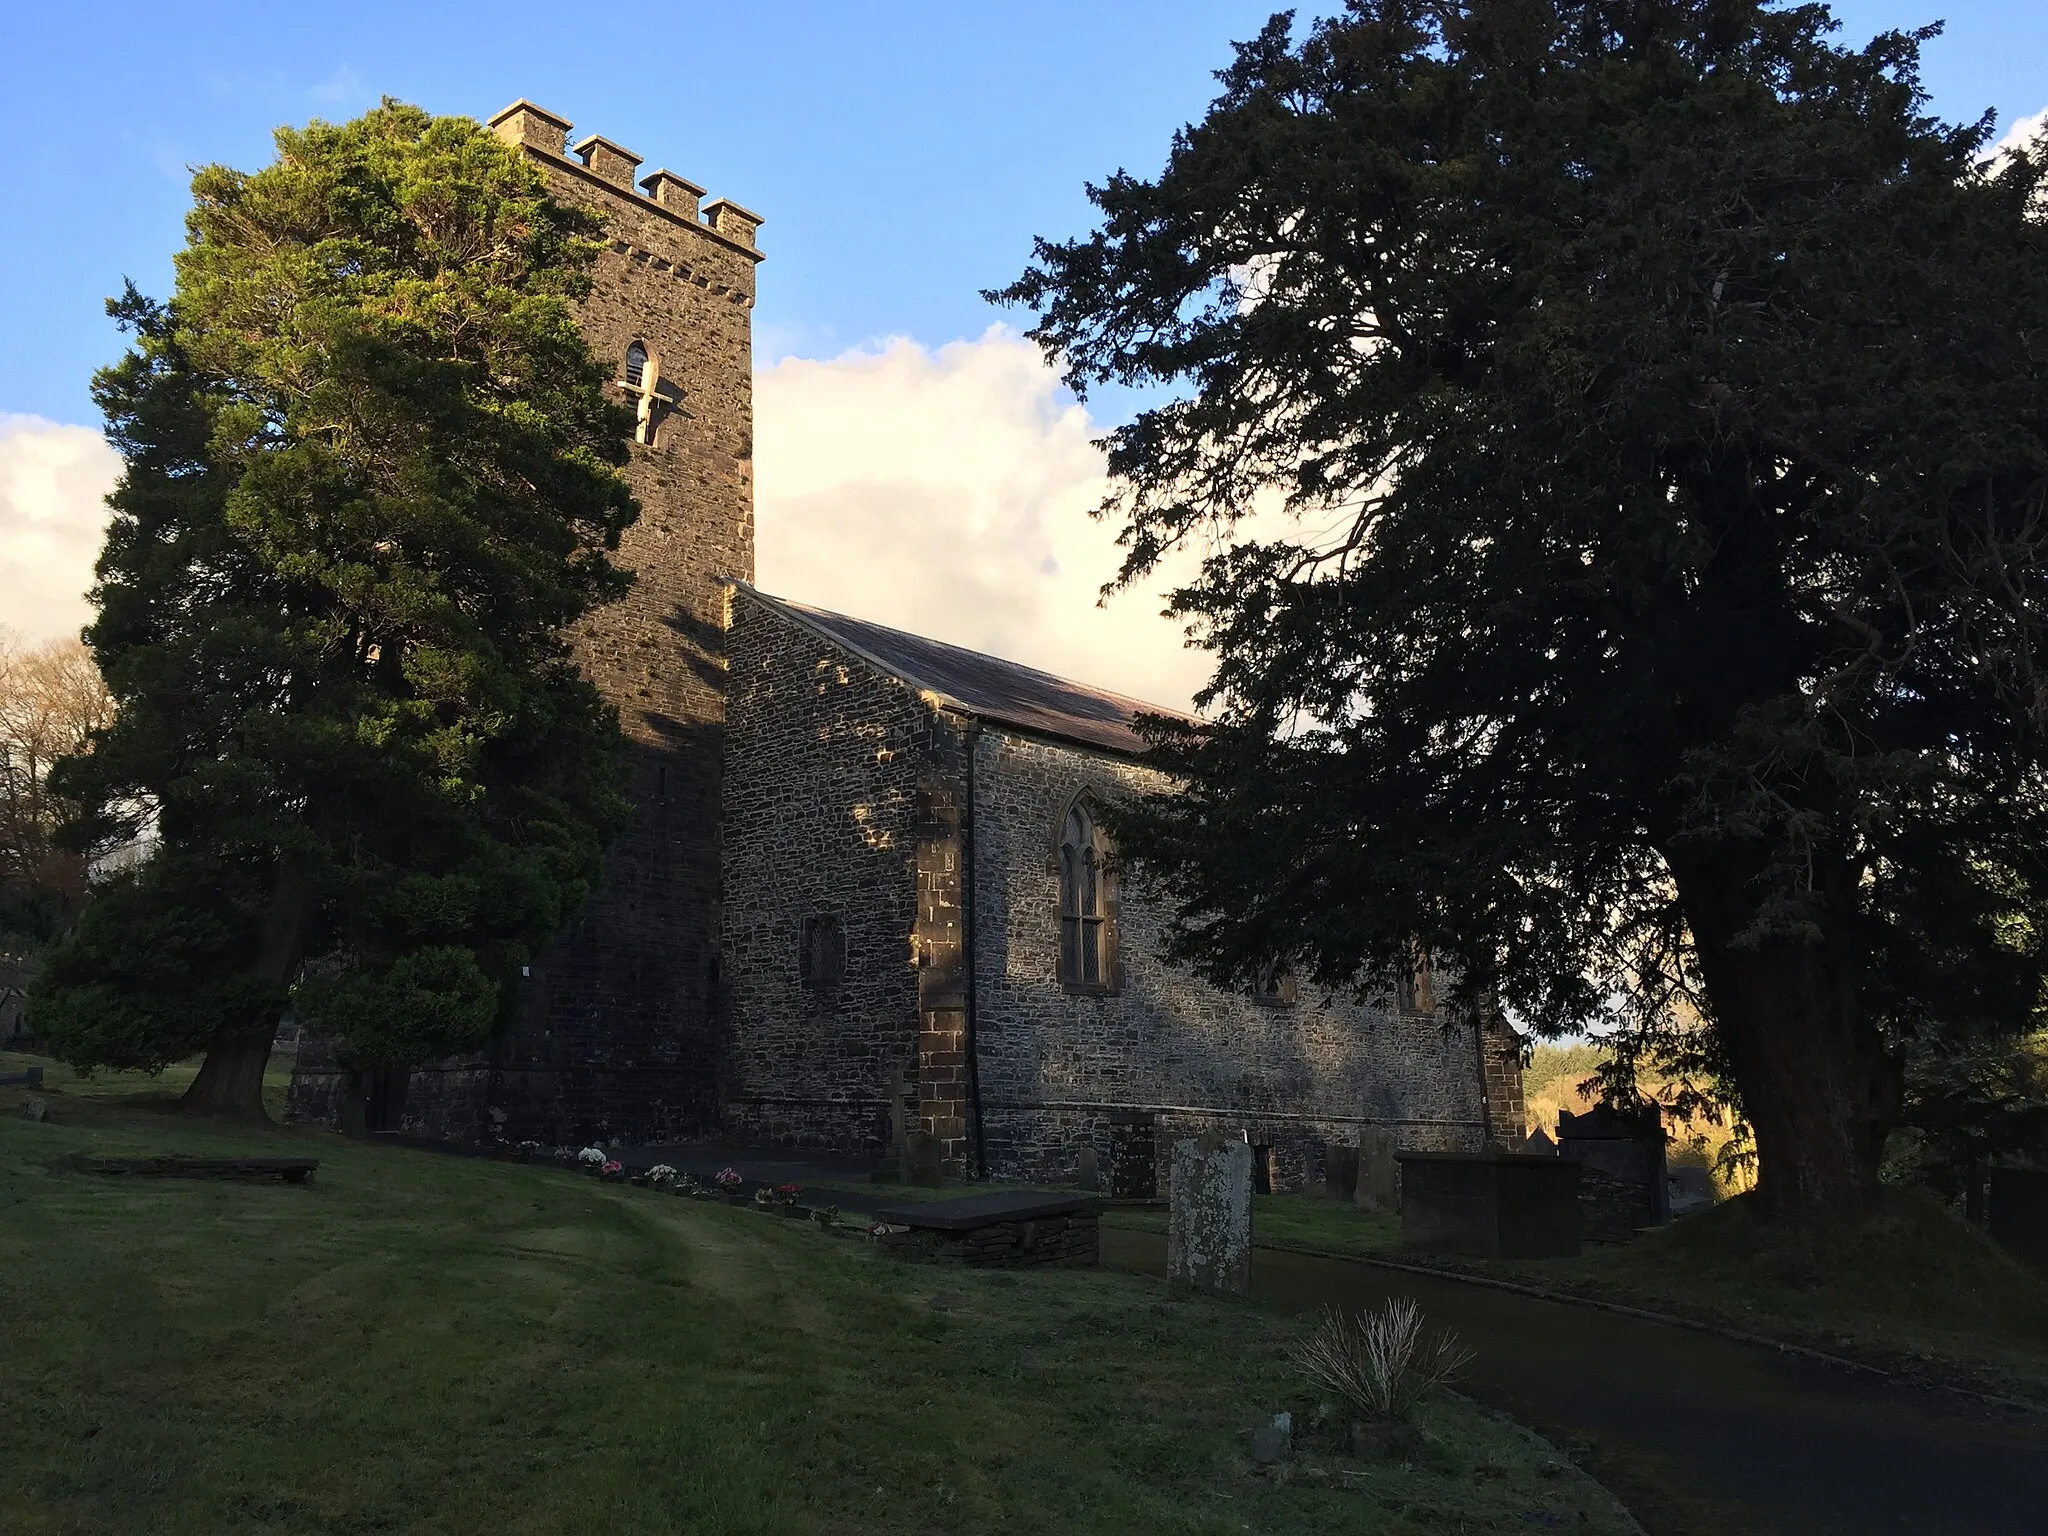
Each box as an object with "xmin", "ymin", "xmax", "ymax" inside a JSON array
[
  {"xmin": 1058, "ymin": 802, "xmax": 1115, "ymax": 991},
  {"xmin": 624, "ymin": 341, "xmax": 649, "ymax": 389},
  {"xmin": 1395, "ymin": 950, "xmax": 1436, "ymax": 1015}
]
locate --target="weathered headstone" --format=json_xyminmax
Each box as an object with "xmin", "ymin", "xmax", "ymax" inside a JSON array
[
  {"xmin": 1251, "ymin": 1143, "xmax": 1279, "ymax": 1195},
  {"xmin": 1323, "ymin": 1141, "xmax": 1360, "ymax": 1202},
  {"xmin": 1167, "ymin": 1133, "xmax": 1253, "ymax": 1292},
  {"xmin": 883, "ymin": 1070, "xmax": 912, "ymax": 1181},
  {"xmin": 907, "ymin": 1128, "xmax": 943, "ymax": 1188},
  {"xmin": 1252, "ymin": 1411, "xmax": 1292, "ymax": 1466},
  {"xmin": 1521, "ymin": 1128, "xmax": 1557, "ymax": 1156},
  {"xmin": 1105, "ymin": 1110, "xmax": 1158, "ymax": 1199},
  {"xmin": 1355, "ymin": 1126, "xmax": 1399, "ymax": 1212},
  {"xmin": 1989, "ymin": 1168, "xmax": 2048, "ymax": 1274},
  {"xmin": 1558, "ymin": 1103, "xmax": 1669, "ymax": 1236},
  {"xmin": 1075, "ymin": 1146, "xmax": 1101, "ymax": 1193},
  {"xmin": 17, "ymin": 1095, "xmax": 49, "ymax": 1122}
]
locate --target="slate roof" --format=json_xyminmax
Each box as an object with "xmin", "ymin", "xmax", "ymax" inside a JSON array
[{"xmin": 736, "ymin": 584, "xmax": 1197, "ymax": 757}]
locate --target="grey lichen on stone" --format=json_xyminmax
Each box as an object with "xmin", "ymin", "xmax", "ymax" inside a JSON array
[{"xmin": 1167, "ymin": 1132, "xmax": 1252, "ymax": 1292}]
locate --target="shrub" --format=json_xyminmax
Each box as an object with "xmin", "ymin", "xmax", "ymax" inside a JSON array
[{"xmin": 1288, "ymin": 1299, "xmax": 1473, "ymax": 1426}]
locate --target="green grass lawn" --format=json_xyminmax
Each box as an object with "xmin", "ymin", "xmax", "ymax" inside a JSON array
[
  {"xmin": 0, "ymin": 1074, "xmax": 1636, "ymax": 1536},
  {"xmin": 2, "ymin": 1049, "xmax": 294, "ymax": 1119},
  {"xmin": 1106, "ymin": 1188, "xmax": 2048, "ymax": 1400}
]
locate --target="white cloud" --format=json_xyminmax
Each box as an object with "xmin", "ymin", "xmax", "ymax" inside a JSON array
[
  {"xmin": 0, "ymin": 415, "xmax": 119, "ymax": 646},
  {"xmin": 1994, "ymin": 104, "xmax": 2048, "ymax": 160},
  {"xmin": 754, "ymin": 327, "xmax": 1214, "ymax": 711},
  {"xmin": 0, "ymin": 333, "xmax": 1222, "ymax": 708}
]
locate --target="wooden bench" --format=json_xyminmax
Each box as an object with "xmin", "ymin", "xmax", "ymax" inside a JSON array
[
  {"xmin": 75, "ymin": 1156, "xmax": 319, "ymax": 1185},
  {"xmin": 871, "ymin": 1190, "xmax": 1099, "ymax": 1267}
]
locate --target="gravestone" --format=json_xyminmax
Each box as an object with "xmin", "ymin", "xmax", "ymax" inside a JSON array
[
  {"xmin": 1075, "ymin": 1146, "xmax": 1101, "ymax": 1193},
  {"xmin": 1251, "ymin": 1143, "xmax": 1279, "ymax": 1195},
  {"xmin": 1521, "ymin": 1128, "xmax": 1557, "ymax": 1156},
  {"xmin": 907, "ymin": 1129, "xmax": 943, "ymax": 1188},
  {"xmin": 882, "ymin": 1070, "xmax": 913, "ymax": 1181},
  {"xmin": 1396, "ymin": 1150, "xmax": 1581, "ymax": 1258},
  {"xmin": 1324, "ymin": 1141, "xmax": 1360, "ymax": 1202},
  {"xmin": 1167, "ymin": 1133, "xmax": 1253, "ymax": 1292},
  {"xmin": 1105, "ymin": 1110, "xmax": 1158, "ymax": 1199},
  {"xmin": 1989, "ymin": 1168, "xmax": 2048, "ymax": 1274},
  {"xmin": 18, "ymin": 1095, "xmax": 48, "ymax": 1122},
  {"xmin": 1558, "ymin": 1103, "xmax": 1669, "ymax": 1238},
  {"xmin": 1355, "ymin": 1126, "xmax": 1399, "ymax": 1212}
]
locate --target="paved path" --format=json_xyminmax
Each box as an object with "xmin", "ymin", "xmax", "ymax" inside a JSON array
[{"xmin": 1105, "ymin": 1229, "xmax": 2048, "ymax": 1536}]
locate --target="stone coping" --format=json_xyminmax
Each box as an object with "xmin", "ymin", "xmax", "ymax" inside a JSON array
[
  {"xmin": 1395, "ymin": 1149, "xmax": 1580, "ymax": 1166},
  {"xmin": 872, "ymin": 1190, "xmax": 1100, "ymax": 1231}
]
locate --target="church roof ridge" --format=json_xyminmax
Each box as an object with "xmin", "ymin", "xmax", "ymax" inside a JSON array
[{"xmin": 730, "ymin": 583, "xmax": 1199, "ymax": 757}]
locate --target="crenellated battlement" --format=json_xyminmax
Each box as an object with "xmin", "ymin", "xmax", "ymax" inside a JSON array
[{"xmin": 487, "ymin": 100, "xmax": 764, "ymax": 256}]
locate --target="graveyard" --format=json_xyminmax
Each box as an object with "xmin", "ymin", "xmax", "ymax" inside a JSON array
[
  {"xmin": 0, "ymin": 1059, "xmax": 1640, "ymax": 1535},
  {"xmin": 1103, "ymin": 1181, "xmax": 2048, "ymax": 1404}
]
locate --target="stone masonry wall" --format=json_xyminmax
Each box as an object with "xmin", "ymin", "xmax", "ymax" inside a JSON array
[
  {"xmin": 971, "ymin": 730, "xmax": 1509, "ymax": 1190},
  {"xmin": 289, "ymin": 101, "xmax": 762, "ymax": 1145},
  {"xmin": 719, "ymin": 592, "xmax": 966, "ymax": 1153}
]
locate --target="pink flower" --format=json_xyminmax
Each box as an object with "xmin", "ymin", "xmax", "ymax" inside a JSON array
[
  {"xmin": 601, "ymin": 1159, "xmax": 623, "ymax": 1176},
  {"xmin": 714, "ymin": 1167, "xmax": 742, "ymax": 1187}
]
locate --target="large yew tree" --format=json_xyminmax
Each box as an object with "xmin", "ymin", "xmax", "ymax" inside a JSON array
[
  {"xmin": 998, "ymin": 0, "xmax": 2048, "ymax": 1213},
  {"xmin": 35, "ymin": 102, "xmax": 637, "ymax": 1116}
]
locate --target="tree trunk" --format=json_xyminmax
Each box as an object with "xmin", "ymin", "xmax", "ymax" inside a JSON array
[
  {"xmin": 178, "ymin": 863, "xmax": 317, "ymax": 1121},
  {"xmin": 180, "ymin": 1029, "xmax": 278, "ymax": 1117},
  {"xmin": 1668, "ymin": 845, "xmax": 1903, "ymax": 1216}
]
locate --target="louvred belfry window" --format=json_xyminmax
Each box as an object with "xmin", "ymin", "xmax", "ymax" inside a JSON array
[
  {"xmin": 1058, "ymin": 802, "xmax": 1115, "ymax": 991},
  {"xmin": 624, "ymin": 341, "xmax": 648, "ymax": 389}
]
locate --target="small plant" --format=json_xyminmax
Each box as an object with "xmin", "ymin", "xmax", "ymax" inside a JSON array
[
  {"xmin": 600, "ymin": 1159, "xmax": 623, "ymax": 1179},
  {"xmin": 1287, "ymin": 1299, "xmax": 1473, "ymax": 1427},
  {"xmin": 774, "ymin": 1182, "xmax": 803, "ymax": 1203},
  {"xmin": 713, "ymin": 1167, "xmax": 743, "ymax": 1190},
  {"xmin": 577, "ymin": 1146, "xmax": 606, "ymax": 1170},
  {"xmin": 647, "ymin": 1164, "xmax": 679, "ymax": 1188}
]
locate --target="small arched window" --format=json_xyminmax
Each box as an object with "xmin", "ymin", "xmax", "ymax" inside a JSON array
[
  {"xmin": 1251, "ymin": 958, "xmax": 1298, "ymax": 1007},
  {"xmin": 624, "ymin": 341, "xmax": 649, "ymax": 390},
  {"xmin": 1058, "ymin": 802, "xmax": 1115, "ymax": 991}
]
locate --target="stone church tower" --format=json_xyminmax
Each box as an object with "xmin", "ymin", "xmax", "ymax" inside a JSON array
[
  {"xmin": 486, "ymin": 102, "xmax": 762, "ymax": 1142},
  {"xmin": 292, "ymin": 102, "xmax": 762, "ymax": 1142}
]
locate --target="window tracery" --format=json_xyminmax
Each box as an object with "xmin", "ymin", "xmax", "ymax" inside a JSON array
[{"xmin": 1058, "ymin": 801, "xmax": 1115, "ymax": 991}]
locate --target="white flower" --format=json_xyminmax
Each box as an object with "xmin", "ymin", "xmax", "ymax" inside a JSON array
[
  {"xmin": 649, "ymin": 1164, "xmax": 679, "ymax": 1186},
  {"xmin": 578, "ymin": 1146, "xmax": 606, "ymax": 1166}
]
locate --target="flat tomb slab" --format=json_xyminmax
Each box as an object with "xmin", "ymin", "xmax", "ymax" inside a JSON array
[
  {"xmin": 872, "ymin": 1190, "xmax": 1099, "ymax": 1267},
  {"xmin": 872, "ymin": 1190, "xmax": 1097, "ymax": 1231},
  {"xmin": 76, "ymin": 1156, "xmax": 319, "ymax": 1184}
]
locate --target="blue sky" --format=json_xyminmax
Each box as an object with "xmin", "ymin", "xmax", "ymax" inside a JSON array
[
  {"xmin": 3, "ymin": 0, "xmax": 2045, "ymax": 427},
  {"xmin": 4, "ymin": 2, "xmax": 2045, "ymax": 699}
]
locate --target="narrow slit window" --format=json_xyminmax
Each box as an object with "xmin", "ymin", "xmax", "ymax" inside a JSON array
[
  {"xmin": 799, "ymin": 913, "xmax": 846, "ymax": 991},
  {"xmin": 624, "ymin": 341, "xmax": 649, "ymax": 389}
]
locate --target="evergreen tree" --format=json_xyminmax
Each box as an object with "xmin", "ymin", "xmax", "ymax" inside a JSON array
[
  {"xmin": 34, "ymin": 101, "xmax": 637, "ymax": 1116},
  {"xmin": 996, "ymin": 0, "xmax": 2048, "ymax": 1214}
]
